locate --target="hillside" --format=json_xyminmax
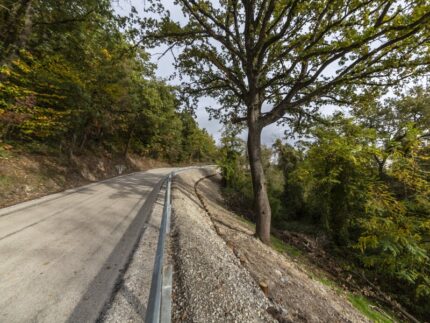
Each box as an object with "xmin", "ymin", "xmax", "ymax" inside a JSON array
[
  {"xmin": 1, "ymin": 0, "xmax": 218, "ymax": 208},
  {"xmin": 170, "ymin": 169, "xmax": 399, "ymax": 322},
  {"xmin": 0, "ymin": 146, "xmax": 169, "ymax": 208}
]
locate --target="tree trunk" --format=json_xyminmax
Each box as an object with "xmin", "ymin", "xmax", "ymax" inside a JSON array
[
  {"xmin": 79, "ymin": 132, "xmax": 87, "ymax": 151},
  {"xmin": 247, "ymin": 121, "xmax": 272, "ymax": 244},
  {"xmin": 123, "ymin": 123, "xmax": 135, "ymax": 157},
  {"xmin": 0, "ymin": 0, "xmax": 33, "ymax": 69},
  {"xmin": 373, "ymin": 154, "xmax": 387, "ymax": 179}
]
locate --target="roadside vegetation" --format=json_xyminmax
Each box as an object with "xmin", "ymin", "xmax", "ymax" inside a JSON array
[
  {"xmin": 218, "ymin": 87, "xmax": 430, "ymax": 321},
  {"xmin": 141, "ymin": 0, "xmax": 430, "ymax": 245},
  {"xmin": 1, "ymin": 0, "xmax": 217, "ymax": 163},
  {"xmin": 0, "ymin": 1, "xmax": 217, "ymax": 205}
]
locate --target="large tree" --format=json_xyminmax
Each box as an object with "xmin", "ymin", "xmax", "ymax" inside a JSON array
[{"xmin": 141, "ymin": 0, "xmax": 430, "ymax": 243}]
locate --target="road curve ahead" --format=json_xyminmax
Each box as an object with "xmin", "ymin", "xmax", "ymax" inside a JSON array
[{"xmin": 0, "ymin": 168, "xmax": 173, "ymax": 323}]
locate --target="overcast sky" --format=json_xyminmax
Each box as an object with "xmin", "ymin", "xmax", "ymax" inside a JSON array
[{"xmin": 113, "ymin": 0, "xmax": 293, "ymax": 145}]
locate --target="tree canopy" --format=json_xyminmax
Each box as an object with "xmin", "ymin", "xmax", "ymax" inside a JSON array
[
  {"xmin": 0, "ymin": 0, "xmax": 217, "ymax": 163},
  {"xmin": 140, "ymin": 0, "xmax": 430, "ymax": 243}
]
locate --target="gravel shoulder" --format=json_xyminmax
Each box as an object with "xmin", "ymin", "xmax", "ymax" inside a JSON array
[
  {"xmin": 172, "ymin": 168, "xmax": 371, "ymax": 323},
  {"xmin": 171, "ymin": 169, "xmax": 275, "ymax": 322}
]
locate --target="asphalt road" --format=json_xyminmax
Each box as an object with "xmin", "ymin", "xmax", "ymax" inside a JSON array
[{"xmin": 0, "ymin": 168, "xmax": 173, "ymax": 323}]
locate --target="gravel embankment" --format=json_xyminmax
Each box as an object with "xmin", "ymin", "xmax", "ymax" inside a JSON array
[
  {"xmin": 171, "ymin": 169, "xmax": 275, "ymax": 322},
  {"xmin": 195, "ymin": 171, "xmax": 371, "ymax": 323}
]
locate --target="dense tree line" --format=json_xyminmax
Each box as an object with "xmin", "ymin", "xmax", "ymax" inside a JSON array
[
  {"xmin": 219, "ymin": 87, "xmax": 430, "ymax": 319},
  {"xmin": 0, "ymin": 0, "xmax": 217, "ymax": 163}
]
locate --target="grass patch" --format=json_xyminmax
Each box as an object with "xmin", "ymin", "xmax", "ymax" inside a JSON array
[
  {"xmin": 311, "ymin": 274, "xmax": 394, "ymax": 322},
  {"xmin": 348, "ymin": 294, "xmax": 394, "ymax": 323},
  {"xmin": 310, "ymin": 272, "xmax": 395, "ymax": 322},
  {"xmin": 236, "ymin": 215, "xmax": 256, "ymax": 229},
  {"xmin": 309, "ymin": 272, "xmax": 342, "ymax": 294},
  {"xmin": 0, "ymin": 146, "xmax": 12, "ymax": 159},
  {"xmin": 0, "ymin": 175, "xmax": 14, "ymax": 190},
  {"xmin": 271, "ymin": 235, "xmax": 302, "ymax": 257},
  {"xmin": 316, "ymin": 275, "xmax": 339, "ymax": 289}
]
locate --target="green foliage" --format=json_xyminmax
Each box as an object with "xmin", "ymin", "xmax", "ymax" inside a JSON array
[
  {"xmin": 142, "ymin": 0, "xmax": 430, "ymax": 244},
  {"xmin": 273, "ymin": 139, "xmax": 305, "ymax": 221},
  {"xmin": 0, "ymin": 0, "xmax": 216, "ymax": 163},
  {"xmin": 347, "ymin": 294, "xmax": 394, "ymax": 323},
  {"xmin": 216, "ymin": 87, "xmax": 429, "ymax": 318},
  {"xmin": 357, "ymin": 191, "xmax": 429, "ymax": 294},
  {"xmin": 142, "ymin": 0, "xmax": 430, "ymax": 131},
  {"xmin": 217, "ymin": 126, "xmax": 286, "ymax": 220},
  {"xmin": 270, "ymin": 88, "xmax": 430, "ymax": 319},
  {"xmin": 271, "ymin": 235, "xmax": 303, "ymax": 258},
  {"xmin": 290, "ymin": 116, "xmax": 378, "ymax": 244},
  {"xmin": 178, "ymin": 112, "xmax": 218, "ymax": 163},
  {"xmin": 218, "ymin": 125, "xmax": 248, "ymax": 188}
]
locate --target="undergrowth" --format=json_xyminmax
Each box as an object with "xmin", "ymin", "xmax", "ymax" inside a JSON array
[{"xmin": 348, "ymin": 294, "xmax": 395, "ymax": 323}]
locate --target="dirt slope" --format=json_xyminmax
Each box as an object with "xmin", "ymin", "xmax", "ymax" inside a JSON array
[
  {"xmin": 0, "ymin": 150, "xmax": 168, "ymax": 208},
  {"xmin": 172, "ymin": 168, "xmax": 370, "ymax": 323},
  {"xmin": 171, "ymin": 169, "xmax": 275, "ymax": 322}
]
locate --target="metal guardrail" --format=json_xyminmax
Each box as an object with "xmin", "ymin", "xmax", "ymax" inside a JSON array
[
  {"xmin": 145, "ymin": 172, "xmax": 173, "ymax": 323},
  {"xmin": 145, "ymin": 166, "xmax": 217, "ymax": 323}
]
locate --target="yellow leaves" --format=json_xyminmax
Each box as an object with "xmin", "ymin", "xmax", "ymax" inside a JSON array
[
  {"xmin": 17, "ymin": 106, "xmax": 69, "ymax": 139},
  {"xmin": 37, "ymin": 55, "xmax": 85, "ymax": 89},
  {"xmin": 101, "ymin": 48, "xmax": 112, "ymax": 60},
  {"xmin": 358, "ymin": 235, "xmax": 378, "ymax": 253},
  {"xmin": 0, "ymin": 65, "xmax": 11, "ymax": 77},
  {"xmin": 416, "ymin": 284, "xmax": 430, "ymax": 299},
  {"xmin": 12, "ymin": 59, "xmax": 31, "ymax": 74},
  {"xmin": 18, "ymin": 49, "xmax": 33, "ymax": 60},
  {"xmin": 104, "ymin": 83, "xmax": 128, "ymax": 99},
  {"xmin": 421, "ymin": 220, "xmax": 430, "ymax": 232}
]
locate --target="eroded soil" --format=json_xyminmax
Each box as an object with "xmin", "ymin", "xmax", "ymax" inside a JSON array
[{"xmin": 194, "ymin": 171, "xmax": 371, "ymax": 323}]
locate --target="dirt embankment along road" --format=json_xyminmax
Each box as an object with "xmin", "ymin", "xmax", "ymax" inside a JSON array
[
  {"xmin": 171, "ymin": 168, "xmax": 371, "ymax": 323},
  {"xmin": 0, "ymin": 150, "xmax": 170, "ymax": 209}
]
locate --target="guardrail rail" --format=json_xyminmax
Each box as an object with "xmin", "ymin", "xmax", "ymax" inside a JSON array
[
  {"xmin": 145, "ymin": 173, "xmax": 173, "ymax": 323},
  {"xmin": 145, "ymin": 166, "xmax": 216, "ymax": 323}
]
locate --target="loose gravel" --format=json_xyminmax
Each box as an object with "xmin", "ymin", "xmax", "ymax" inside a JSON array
[{"xmin": 171, "ymin": 169, "xmax": 275, "ymax": 323}]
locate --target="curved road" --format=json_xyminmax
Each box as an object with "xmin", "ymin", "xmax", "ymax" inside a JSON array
[{"xmin": 0, "ymin": 168, "xmax": 173, "ymax": 323}]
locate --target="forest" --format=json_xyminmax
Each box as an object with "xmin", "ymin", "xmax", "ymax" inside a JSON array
[
  {"xmin": 218, "ymin": 87, "xmax": 430, "ymax": 319},
  {"xmin": 0, "ymin": 0, "xmax": 217, "ymax": 163}
]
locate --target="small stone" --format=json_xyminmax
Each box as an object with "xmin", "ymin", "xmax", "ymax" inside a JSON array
[
  {"xmin": 239, "ymin": 255, "xmax": 247, "ymax": 265},
  {"xmin": 259, "ymin": 281, "xmax": 269, "ymax": 296}
]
